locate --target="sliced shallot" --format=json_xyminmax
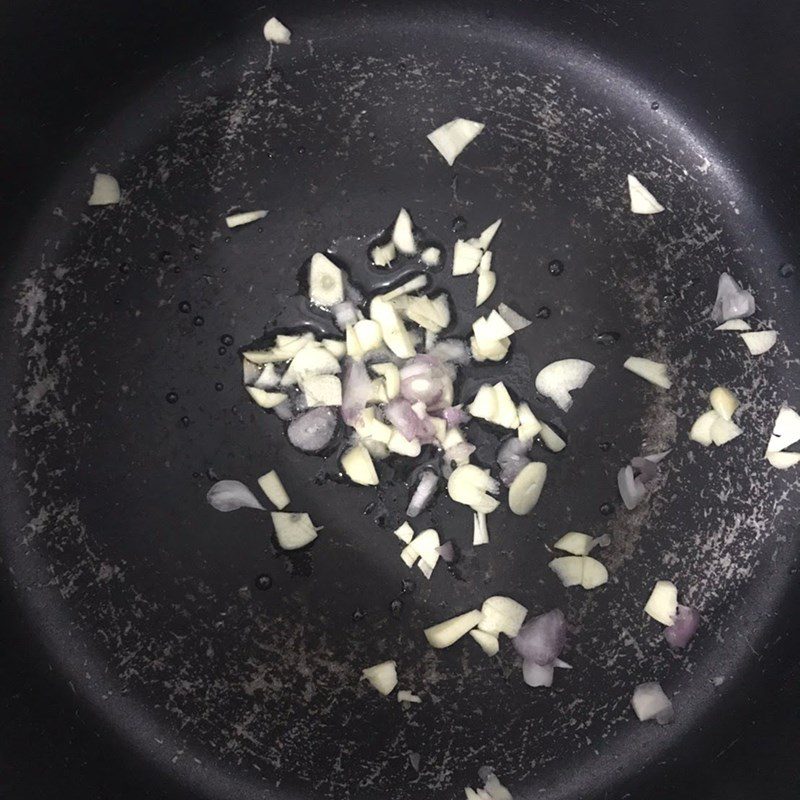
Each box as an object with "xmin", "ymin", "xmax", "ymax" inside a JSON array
[
  {"xmin": 664, "ymin": 605, "xmax": 700, "ymax": 649},
  {"xmin": 710, "ymin": 273, "xmax": 755, "ymax": 323},
  {"xmin": 513, "ymin": 609, "xmax": 566, "ymax": 666},
  {"xmin": 341, "ymin": 359, "xmax": 372, "ymax": 425},
  {"xmin": 287, "ymin": 407, "xmax": 337, "ymax": 452},
  {"xmin": 407, "ymin": 471, "xmax": 439, "ymax": 517},
  {"xmin": 497, "ymin": 437, "xmax": 531, "ymax": 486},
  {"xmin": 207, "ymin": 480, "xmax": 265, "ymax": 512}
]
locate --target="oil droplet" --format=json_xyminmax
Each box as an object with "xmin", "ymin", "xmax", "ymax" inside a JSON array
[
  {"xmin": 599, "ymin": 441, "xmax": 612, "ymax": 451},
  {"xmin": 352, "ymin": 608, "xmax": 365, "ymax": 621},
  {"xmin": 165, "ymin": 391, "xmax": 179, "ymax": 404},
  {"xmin": 548, "ymin": 259, "xmax": 564, "ymax": 276},
  {"xmin": 178, "ymin": 300, "xmax": 191, "ymax": 313},
  {"xmin": 779, "ymin": 262, "xmax": 796, "ymax": 278},
  {"xmin": 595, "ymin": 331, "xmax": 621, "ymax": 346},
  {"xmin": 218, "ymin": 346, "xmax": 227, "ymax": 356},
  {"xmin": 113, "ymin": 298, "xmax": 122, "ymax": 306},
  {"xmin": 254, "ymin": 574, "xmax": 273, "ymax": 591},
  {"xmin": 180, "ymin": 416, "xmax": 191, "ymax": 427},
  {"xmin": 192, "ymin": 315, "xmax": 204, "ymax": 327},
  {"xmin": 651, "ymin": 100, "xmax": 660, "ymax": 110},
  {"xmin": 451, "ymin": 216, "xmax": 467, "ymax": 233},
  {"xmin": 172, "ymin": 265, "xmax": 181, "ymax": 274},
  {"xmin": 224, "ymin": 236, "xmax": 232, "ymax": 244},
  {"xmin": 214, "ymin": 382, "xmax": 224, "ymax": 392},
  {"xmin": 159, "ymin": 251, "xmax": 172, "ymax": 263},
  {"xmin": 599, "ymin": 502, "xmax": 614, "ymax": 516},
  {"xmin": 220, "ymin": 333, "xmax": 234, "ymax": 346},
  {"xmin": 118, "ymin": 262, "xmax": 130, "ymax": 274},
  {"xmin": 401, "ymin": 578, "xmax": 416, "ymax": 594},
  {"xmin": 390, "ymin": 598, "xmax": 404, "ymax": 618},
  {"xmin": 536, "ymin": 306, "xmax": 551, "ymax": 319},
  {"xmin": 296, "ymin": 145, "xmax": 306, "ymax": 155}
]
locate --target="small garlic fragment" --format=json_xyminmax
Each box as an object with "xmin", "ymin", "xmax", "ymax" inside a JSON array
[
  {"xmin": 257, "ymin": 470, "xmax": 290, "ymax": 510},
  {"xmin": 427, "ymin": 118, "xmax": 485, "ymax": 166},
  {"xmin": 740, "ymin": 330, "xmax": 777, "ymax": 355},
  {"xmin": 623, "ymin": 356, "xmax": 671, "ymax": 389},
  {"xmin": 424, "ymin": 609, "xmax": 484, "ymax": 648},
  {"xmin": 644, "ymin": 580, "xmax": 678, "ymax": 626},
  {"xmin": 508, "ymin": 462, "xmax": 547, "ymax": 515},
  {"xmin": 263, "ymin": 17, "xmax": 291, "ymax": 44},
  {"xmin": 225, "ymin": 209, "xmax": 267, "ymax": 228},
  {"xmin": 88, "ymin": 173, "xmax": 121, "ymax": 206},
  {"xmin": 627, "ymin": 174, "xmax": 665, "ymax": 214},
  {"xmin": 362, "ymin": 660, "xmax": 397, "ymax": 695}
]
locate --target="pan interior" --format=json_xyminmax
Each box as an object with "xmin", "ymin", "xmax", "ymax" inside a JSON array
[{"xmin": 3, "ymin": 8, "xmax": 799, "ymax": 800}]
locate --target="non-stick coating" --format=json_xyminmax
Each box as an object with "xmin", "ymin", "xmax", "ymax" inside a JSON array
[{"xmin": 2, "ymin": 2, "xmax": 800, "ymax": 799}]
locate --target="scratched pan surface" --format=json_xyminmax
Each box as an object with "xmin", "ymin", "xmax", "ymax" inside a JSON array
[{"xmin": 1, "ymin": 2, "xmax": 800, "ymax": 800}]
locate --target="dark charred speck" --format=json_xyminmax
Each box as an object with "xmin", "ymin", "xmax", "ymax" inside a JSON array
[
  {"xmin": 390, "ymin": 598, "xmax": 404, "ymax": 618},
  {"xmin": 779, "ymin": 262, "xmax": 796, "ymax": 278},
  {"xmin": 599, "ymin": 441, "xmax": 612, "ymax": 452},
  {"xmin": 214, "ymin": 382, "xmax": 224, "ymax": 392},
  {"xmin": 180, "ymin": 416, "xmax": 191, "ymax": 427},
  {"xmin": 651, "ymin": 100, "xmax": 660, "ymax": 110},
  {"xmin": 178, "ymin": 300, "xmax": 191, "ymax": 313},
  {"xmin": 599, "ymin": 502, "xmax": 615, "ymax": 516},
  {"xmin": 172, "ymin": 265, "xmax": 181, "ymax": 274},
  {"xmin": 401, "ymin": 578, "xmax": 416, "ymax": 594},
  {"xmin": 192, "ymin": 315, "xmax": 204, "ymax": 327},
  {"xmin": 254, "ymin": 574, "xmax": 273, "ymax": 591},
  {"xmin": 352, "ymin": 608, "xmax": 365, "ymax": 621},
  {"xmin": 165, "ymin": 391, "xmax": 179, "ymax": 404},
  {"xmin": 218, "ymin": 346, "xmax": 227, "ymax": 356},
  {"xmin": 548, "ymin": 259, "xmax": 564, "ymax": 276},
  {"xmin": 159, "ymin": 251, "xmax": 172, "ymax": 263},
  {"xmin": 536, "ymin": 306, "xmax": 551, "ymax": 319},
  {"xmin": 220, "ymin": 333, "xmax": 234, "ymax": 346},
  {"xmin": 113, "ymin": 298, "xmax": 122, "ymax": 306},
  {"xmin": 595, "ymin": 331, "xmax": 621, "ymax": 346},
  {"xmin": 224, "ymin": 236, "xmax": 232, "ymax": 244},
  {"xmin": 118, "ymin": 263, "xmax": 130, "ymax": 274},
  {"xmin": 296, "ymin": 145, "xmax": 306, "ymax": 155},
  {"xmin": 451, "ymin": 216, "xmax": 467, "ymax": 233}
]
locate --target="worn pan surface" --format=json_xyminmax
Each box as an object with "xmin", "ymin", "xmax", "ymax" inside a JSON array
[{"xmin": 1, "ymin": 1, "xmax": 800, "ymax": 798}]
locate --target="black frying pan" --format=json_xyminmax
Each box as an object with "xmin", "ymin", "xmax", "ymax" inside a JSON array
[{"xmin": 2, "ymin": 1, "xmax": 800, "ymax": 798}]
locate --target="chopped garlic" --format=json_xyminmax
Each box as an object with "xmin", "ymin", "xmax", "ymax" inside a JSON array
[
  {"xmin": 644, "ymin": 580, "xmax": 678, "ymax": 626},
  {"xmin": 225, "ymin": 209, "xmax": 267, "ymax": 228},
  {"xmin": 308, "ymin": 253, "xmax": 345, "ymax": 308},
  {"xmin": 420, "ymin": 246, "xmax": 441, "ymax": 267},
  {"xmin": 427, "ymin": 118, "xmax": 485, "ymax": 166},
  {"xmin": 88, "ymin": 173, "xmax": 121, "ymax": 206},
  {"xmin": 392, "ymin": 208, "xmax": 416, "ymax": 255},
  {"xmin": 245, "ymin": 387, "xmax": 288, "ymax": 408},
  {"xmin": 623, "ymin": 356, "xmax": 671, "ymax": 389},
  {"xmin": 476, "ymin": 270, "xmax": 497, "ymax": 306},
  {"xmin": 263, "ymin": 17, "xmax": 291, "ymax": 44},
  {"xmin": 452, "ymin": 239, "xmax": 483, "ymax": 275},
  {"xmin": 362, "ymin": 660, "xmax": 397, "ymax": 695},
  {"xmin": 627, "ymin": 174, "xmax": 665, "ymax": 214},
  {"xmin": 424, "ymin": 609, "xmax": 484, "ymax": 648},
  {"xmin": 508, "ymin": 462, "xmax": 547, "ymax": 515},
  {"xmin": 394, "ymin": 521, "xmax": 414, "ymax": 544},
  {"xmin": 741, "ymin": 330, "xmax": 777, "ymax": 355},
  {"xmin": 271, "ymin": 512, "xmax": 318, "ymax": 550},
  {"xmin": 257, "ymin": 470, "xmax": 290, "ymax": 510},
  {"xmin": 371, "ymin": 241, "xmax": 396, "ymax": 267}
]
